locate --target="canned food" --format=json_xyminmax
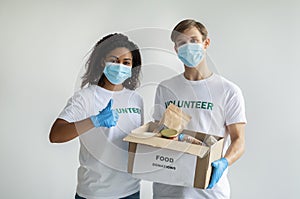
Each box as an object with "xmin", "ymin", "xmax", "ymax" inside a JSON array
[{"xmin": 160, "ymin": 129, "xmax": 178, "ymax": 138}]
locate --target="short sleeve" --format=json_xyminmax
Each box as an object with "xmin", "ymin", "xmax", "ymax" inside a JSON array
[
  {"xmin": 152, "ymin": 85, "xmax": 166, "ymax": 121},
  {"xmin": 140, "ymin": 98, "xmax": 145, "ymax": 125},
  {"xmin": 134, "ymin": 93, "xmax": 145, "ymax": 125},
  {"xmin": 224, "ymin": 87, "xmax": 247, "ymax": 126},
  {"xmin": 58, "ymin": 92, "xmax": 88, "ymax": 123}
]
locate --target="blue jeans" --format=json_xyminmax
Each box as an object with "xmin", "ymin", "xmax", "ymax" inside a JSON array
[{"xmin": 75, "ymin": 191, "xmax": 140, "ymax": 199}]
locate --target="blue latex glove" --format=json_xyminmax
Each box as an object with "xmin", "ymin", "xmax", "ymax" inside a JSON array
[
  {"xmin": 90, "ymin": 99, "xmax": 119, "ymax": 128},
  {"xmin": 207, "ymin": 157, "xmax": 228, "ymax": 189}
]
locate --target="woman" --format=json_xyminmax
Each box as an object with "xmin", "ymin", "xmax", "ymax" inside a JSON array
[{"xmin": 49, "ymin": 33, "xmax": 143, "ymax": 199}]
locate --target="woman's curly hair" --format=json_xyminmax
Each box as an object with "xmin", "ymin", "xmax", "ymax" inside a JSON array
[{"xmin": 81, "ymin": 33, "xmax": 142, "ymax": 90}]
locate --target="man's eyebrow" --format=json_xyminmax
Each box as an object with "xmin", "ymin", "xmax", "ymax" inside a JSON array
[{"xmin": 175, "ymin": 38, "xmax": 185, "ymax": 43}]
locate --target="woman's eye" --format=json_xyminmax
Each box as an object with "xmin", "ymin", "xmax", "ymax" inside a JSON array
[{"xmin": 123, "ymin": 61, "xmax": 131, "ymax": 66}]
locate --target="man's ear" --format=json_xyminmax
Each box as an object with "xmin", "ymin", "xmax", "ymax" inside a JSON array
[{"xmin": 204, "ymin": 38, "xmax": 211, "ymax": 49}]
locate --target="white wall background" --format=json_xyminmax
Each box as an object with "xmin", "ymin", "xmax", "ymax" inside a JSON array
[{"xmin": 1, "ymin": 0, "xmax": 300, "ymax": 198}]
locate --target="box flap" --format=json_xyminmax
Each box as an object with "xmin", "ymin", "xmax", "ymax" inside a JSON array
[{"xmin": 124, "ymin": 133, "xmax": 209, "ymax": 157}]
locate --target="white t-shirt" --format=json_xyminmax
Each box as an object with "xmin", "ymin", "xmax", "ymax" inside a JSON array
[
  {"xmin": 58, "ymin": 85, "xmax": 144, "ymax": 199},
  {"xmin": 152, "ymin": 73, "xmax": 246, "ymax": 199}
]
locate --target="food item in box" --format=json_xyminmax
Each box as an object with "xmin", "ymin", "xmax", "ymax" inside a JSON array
[
  {"xmin": 157, "ymin": 103, "xmax": 191, "ymax": 134},
  {"xmin": 204, "ymin": 135, "xmax": 218, "ymax": 146},
  {"xmin": 160, "ymin": 128, "xmax": 205, "ymax": 145},
  {"xmin": 160, "ymin": 128, "xmax": 179, "ymax": 138},
  {"xmin": 177, "ymin": 133, "xmax": 206, "ymax": 145}
]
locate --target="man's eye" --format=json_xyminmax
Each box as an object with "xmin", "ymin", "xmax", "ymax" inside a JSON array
[{"xmin": 191, "ymin": 38, "xmax": 200, "ymax": 43}]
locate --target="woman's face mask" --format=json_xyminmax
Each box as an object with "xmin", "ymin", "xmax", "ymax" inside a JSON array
[
  {"xmin": 103, "ymin": 62, "xmax": 132, "ymax": 85},
  {"xmin": 177, "ymin": 43, "xmax": 205, "ymax": 67}
]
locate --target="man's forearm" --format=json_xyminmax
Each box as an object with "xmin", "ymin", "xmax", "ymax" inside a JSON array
[{"xmin": 224, "ymin": 123, "xmax": 245, "ymax": 165}]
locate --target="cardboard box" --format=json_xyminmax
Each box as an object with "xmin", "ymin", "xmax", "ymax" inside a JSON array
[{"xmin": 123, "ymin": 105, "xmax": 224, "ymax": 189}]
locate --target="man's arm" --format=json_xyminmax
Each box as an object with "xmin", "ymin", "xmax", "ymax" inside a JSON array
[
  {"xmin": 224, "ymin": 122, "xmax": 246, "ymax": 165},
  {"xmin": 207, "ymin": 122, "xmax": 245, "ymax": 189}
]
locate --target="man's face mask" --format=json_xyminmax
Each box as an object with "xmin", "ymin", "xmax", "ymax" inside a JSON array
[
  {"xmin": 177, "ymin": 43, "xmax": 205, "ymax": 67},
  {"xmin": 103, "ymin": 62, "xmax": 132, "ymax": 85}
]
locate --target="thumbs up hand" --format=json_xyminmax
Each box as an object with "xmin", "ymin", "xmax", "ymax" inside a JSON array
[{"xmin": 90, "ymin": 99, "xmax": 119, "ymax": 128}]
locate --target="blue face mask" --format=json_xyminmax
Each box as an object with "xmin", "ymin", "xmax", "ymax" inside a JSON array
[
  {"xmin": 103, "ymin": 62, "xmax": 132, "ymax": 85},
  {"xmin": 177, "ymin": 43, "xmax": 205, "ymax": 67}
]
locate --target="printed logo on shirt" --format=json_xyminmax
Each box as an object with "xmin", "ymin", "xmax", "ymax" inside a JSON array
[
  {"xmin": 165, "ymin": 100, "xmax": 213, "ymax": 110},
  {"xmin": 115, "ymin": 107, "xmax": 142, "ymax": 114}
]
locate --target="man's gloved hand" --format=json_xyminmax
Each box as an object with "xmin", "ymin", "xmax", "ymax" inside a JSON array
[
  {"xmin": 90, "ymin": 99, "xmax": 119, "ymax": 128},
  {"xmin": 207, "ymin": 157, "xmax": 228, "ymax": 189}
]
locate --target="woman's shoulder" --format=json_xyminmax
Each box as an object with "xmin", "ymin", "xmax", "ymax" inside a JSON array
[
  {"xmin": 69, "ymin": 85, "xmax": 100, "ymax": 103},
  {"xmin": 74, "ymin": 85, "xmax": 96, "ymax": 95}
]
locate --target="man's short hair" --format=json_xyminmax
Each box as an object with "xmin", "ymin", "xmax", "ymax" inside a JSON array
[{"xmin": 171, "ymin": 19, "xmax": 208, "ymax": 42}]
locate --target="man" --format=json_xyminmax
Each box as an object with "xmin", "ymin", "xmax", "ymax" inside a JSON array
[{"xmin": 152, "ymin": 19, "xmax": 247, "ymax": 198}]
